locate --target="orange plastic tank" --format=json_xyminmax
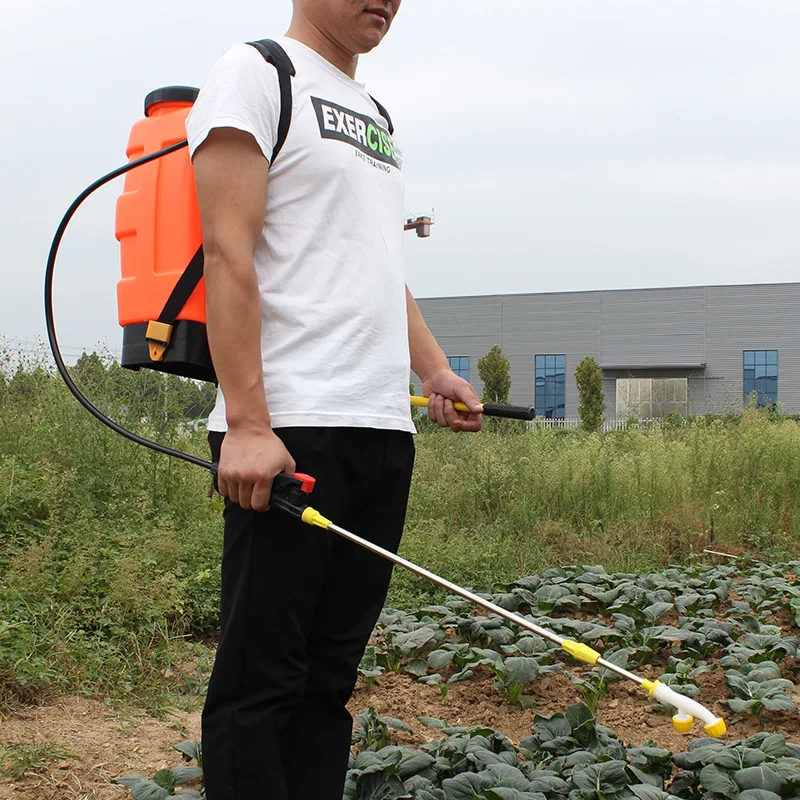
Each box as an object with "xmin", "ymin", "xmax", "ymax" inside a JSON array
[{"xmin": 116, "ymin": 86, "xmax": 215, "ymax": 382}]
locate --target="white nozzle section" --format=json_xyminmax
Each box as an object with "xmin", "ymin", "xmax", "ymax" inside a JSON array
[
  {"xmin": 651, "ymin": 682, "xmax": 726, "ymax": 736},
  {"xmin": 652, "ymin": 683, "xmax": 715, "ymax": 725}
]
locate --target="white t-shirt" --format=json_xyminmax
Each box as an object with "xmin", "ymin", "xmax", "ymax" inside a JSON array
[{"xmin": 186, "ymin": 37, "xmax": 415, "ymax": 434}]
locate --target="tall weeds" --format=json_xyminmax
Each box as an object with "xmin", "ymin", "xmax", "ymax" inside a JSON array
[
  {"xmin": 0, "ymin": 352, "xmax": 219, "ymax": 709},
  {"xmin": 394, "ymin": 412, "xmax": 800, "ymax": 606}
]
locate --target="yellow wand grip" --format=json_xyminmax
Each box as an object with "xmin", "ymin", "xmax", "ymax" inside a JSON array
[{"xmin": 410, "ymin": 396, "xmax": 477, "ymax": 414}]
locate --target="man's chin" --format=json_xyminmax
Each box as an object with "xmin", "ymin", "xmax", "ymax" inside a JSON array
[{"xmin": 352, "ymin": 26, "xmax": 388, "ymax": 53}]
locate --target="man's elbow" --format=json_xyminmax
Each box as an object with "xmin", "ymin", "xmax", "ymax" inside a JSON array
[
  {"xmin": 202, "ymin": 246, "xmax": 255, "ymax": 284},
  {"xmin": 201, "ymin": 245, "xmax": 226, "ymax": 278}
]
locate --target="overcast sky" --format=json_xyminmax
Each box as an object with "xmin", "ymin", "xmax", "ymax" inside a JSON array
[{"xmin": 2, "ymin": 0, "xmax": 799, "ymax": 359}]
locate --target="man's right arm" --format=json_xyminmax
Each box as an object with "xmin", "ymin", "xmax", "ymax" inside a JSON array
[{"xmin": 192, "ymin": 127, "xmax": 295, "ymax": 511}]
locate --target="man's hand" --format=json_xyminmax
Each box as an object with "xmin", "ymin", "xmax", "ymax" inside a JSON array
[
  {"xmin": 405, "ymin": 285, "xmax": 482, "ymax": 432},
  {"xmin": 217, "ymin": 427, "xmax": 297, "ymax": 512},
  {"xmin": 422, "ymin": 369, "xmax": 483, "ymax": 432}
]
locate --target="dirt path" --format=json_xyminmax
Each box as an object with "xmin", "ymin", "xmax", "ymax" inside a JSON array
[
  {"xmin": 1, "ymin": 673, "xmax": 798, "ymax": 799},
  {"xmin": 0, "ymin": 698, "xmax": 200, "ymax": 800}
]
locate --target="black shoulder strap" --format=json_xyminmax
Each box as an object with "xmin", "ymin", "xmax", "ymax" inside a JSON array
[
  {"xmin": 369, "ymin": 94, "xmax": 393, "ymax": 135},
  {"xmin": 148, "ymin": 40, "xmax": 296, "ymax": 363},
  {"xmin": 251, "ymin": 40, "xmax": 391, "ymax": 140},
  {"xmin": 247, "ymin": 39, "xmax": 296, "ymax": 164},
  {"xmin": 156, "ymin": 245, "xmax": 205, "ymax": 328}
]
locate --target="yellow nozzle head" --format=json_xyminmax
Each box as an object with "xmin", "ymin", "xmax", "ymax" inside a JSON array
[
  {"xmin": 704, "ymin": 718, "xmax": 727, "ymax": 738},
  {"xmin": 672, "ymin": 715, "xmax": 694, "ymax": 734}
]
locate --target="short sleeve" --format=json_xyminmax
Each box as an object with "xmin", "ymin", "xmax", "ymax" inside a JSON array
[{"xmin": 186, "ymin": 43, "xmax": 282, "ymax": 163}]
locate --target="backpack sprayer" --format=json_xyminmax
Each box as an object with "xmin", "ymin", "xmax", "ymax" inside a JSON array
[{"xmin": 44, "ymin": 45, "xmax": 726, "ymax": 739}]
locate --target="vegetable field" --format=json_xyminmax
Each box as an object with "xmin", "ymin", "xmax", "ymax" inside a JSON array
[
  {"xmin": 365, "ymin": 561, "xmax": 799, "ymax": 723},
  {"xmin": 102, "ymin": 558, "xmax": 800, "ymax": 800},
  {"xmin": 338, "ymin": 559, "xmax": 800, "ymax": 799}
]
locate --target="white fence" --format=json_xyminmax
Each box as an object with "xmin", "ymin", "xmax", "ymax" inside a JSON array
[{"xmin": 527, "ymin": 417, "xmax": 673, "ymax": 432}]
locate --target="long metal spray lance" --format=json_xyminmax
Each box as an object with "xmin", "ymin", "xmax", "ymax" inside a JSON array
[
  {"xmin": 280, "ymin": 475, "xmax": 726, "ymax": 738},
  {"xmin": 304, "ymin": 507, "xmax": 727, "ymax": 737}
]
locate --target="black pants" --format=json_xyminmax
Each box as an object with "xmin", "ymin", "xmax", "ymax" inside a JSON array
[{"xmin": 202, "ymin": 427, "xmax": 415, "ymax": 800}]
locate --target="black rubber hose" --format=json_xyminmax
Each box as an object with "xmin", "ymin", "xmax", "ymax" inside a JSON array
[{"xmin": 44, "ymin": 139, "xmax": 215, "ymax": 473}]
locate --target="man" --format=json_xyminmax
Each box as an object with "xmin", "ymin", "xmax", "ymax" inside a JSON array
[{"xmin": 187, "ymin": 1, "xmax": 482, "ymax": 797}]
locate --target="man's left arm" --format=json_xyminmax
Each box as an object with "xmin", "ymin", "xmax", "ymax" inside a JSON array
[{"xmin": 406, "ymin": 286, "xmax": 482, "ymax": 432}]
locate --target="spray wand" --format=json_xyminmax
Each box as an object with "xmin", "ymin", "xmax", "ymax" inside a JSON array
[{"xmin": 271, "ymin": 474, "xmax": 727, "ymax": 738}]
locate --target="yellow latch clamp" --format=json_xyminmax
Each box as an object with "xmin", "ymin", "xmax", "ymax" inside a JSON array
[{"xmin": 145, "ymin": 320, "xmax": 173, "ymax": 362}]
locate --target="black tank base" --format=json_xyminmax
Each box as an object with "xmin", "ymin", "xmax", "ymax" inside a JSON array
[{"xmin": 121, "ymin": 321, "xmax": 217, "ymax": 383}]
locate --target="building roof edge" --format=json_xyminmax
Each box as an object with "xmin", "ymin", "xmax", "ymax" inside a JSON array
[{"xmin": 417, "ymin": 281, "xmax": 800, "ymax": 303}]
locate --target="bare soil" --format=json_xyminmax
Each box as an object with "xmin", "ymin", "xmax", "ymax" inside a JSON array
[
  {"xmin": 0, "ymin": 698, "xmax": 201, "ymax": 800},
  {"xmin": 2, "ymin": 667, "xmax": 798, "ymax": 799},
  {"xmin": 353, "ymin": 667, "xmax": 800, "ymax": 755}
]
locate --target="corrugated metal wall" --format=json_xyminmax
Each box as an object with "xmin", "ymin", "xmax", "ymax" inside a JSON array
[
  {"xmin": 599, "ymin": 287, "xmax": 705, "ymax": 368},
  {"xmin": 413, "ymin": 283, "xmax": 800, "ymax": 417},
  {"xmin": 704, "ymin": 286, "xmax": 800, "ymax": 414}
]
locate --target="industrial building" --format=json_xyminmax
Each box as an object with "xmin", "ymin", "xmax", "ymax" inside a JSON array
[{"xmin": 413, "ymin": 283, "xmax": 798, "ymax": 420}]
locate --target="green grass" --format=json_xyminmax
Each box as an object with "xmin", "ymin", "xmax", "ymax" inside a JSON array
[
  {"xmin": 0, "ymin": 741, "xmax": 76, "ymax": 779},
  {"xmin": 0, "ymin": 352, "xmax": 219, "ymax": 711},
  {"xmin": 388, "ymin": 414, "xmax": 800, "ymax": 607},
  {"xmin": 2, "ymin": 352, "xmax": 800, "ymax": 710}
]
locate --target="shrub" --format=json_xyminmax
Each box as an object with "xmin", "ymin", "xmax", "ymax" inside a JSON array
[
  {"xmin": 575, "ymin": 356, "xmax": 605, "ymax": 432},
  {"xmin": 477, "ymin": 345, "xmax": 511, "ymax": 404}
]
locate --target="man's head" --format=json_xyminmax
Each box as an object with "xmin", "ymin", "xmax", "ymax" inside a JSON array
[{"xmin": 290, "ymin": 0, "xmax": 401, "ymax": 57}]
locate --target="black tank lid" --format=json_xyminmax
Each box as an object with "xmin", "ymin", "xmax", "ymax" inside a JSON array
[{"xmin": 144, "ymin": 86, "xmax": 200, "ymax": 116}]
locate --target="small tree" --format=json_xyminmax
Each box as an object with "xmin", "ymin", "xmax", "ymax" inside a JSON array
[
  {"xmin": 477, "ymin": 345, "xmax": 511, "ymax": 404},
  {"xmin": 575, "ymin": 356, "xmax": 605, "ymax": 432}
]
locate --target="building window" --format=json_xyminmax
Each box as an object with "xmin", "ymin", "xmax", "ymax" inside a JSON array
[
  {"xmin": 535, "ymin": 354, "xmax": 566, "ymax": 419},
  {"xmin": 447, "ymin": 356, "xmax": 469, "ymax": 381},
  {"xmin": 743, "ymin": 350, "xmax": 778, "ymax": 407}
]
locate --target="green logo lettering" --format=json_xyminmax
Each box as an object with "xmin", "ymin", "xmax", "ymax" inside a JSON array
[{"xmin": 367, "ymin": 124, "xmax": 379, "ymax": 151}]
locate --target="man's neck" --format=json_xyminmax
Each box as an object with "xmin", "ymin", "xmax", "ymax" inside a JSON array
[{"xmin": 285, "ymin": 19, "xmax": 359, "ymax": 79}]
